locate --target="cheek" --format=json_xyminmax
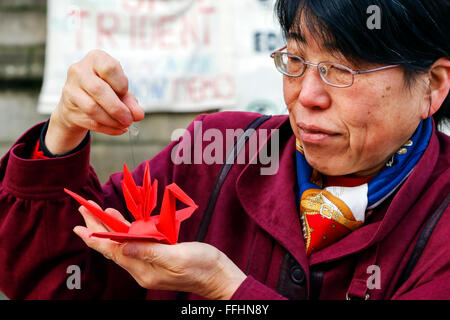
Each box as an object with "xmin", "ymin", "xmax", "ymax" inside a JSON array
[
  {"xmin": 342, "ymin": 78, "xmax": 399, "ymax": 132},
  {"xmin": 332, "ymin": 86, "xmax": 392, "ymax": 164},
  {"xmin": 283, "ymin": 77, "xmax": 300, "ymax": 110},
  {"xmin": 344, "ymin": 84, "xmax": 416, "ymax": 160},
  {"xmin": 289, "ymin": 112, "xmax": 300, "ymax": 139}
]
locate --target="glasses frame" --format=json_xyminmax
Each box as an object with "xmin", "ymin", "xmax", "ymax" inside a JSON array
[{"xmin": 270, "ymin": 46, "xmax": 399, "ymax": 88}]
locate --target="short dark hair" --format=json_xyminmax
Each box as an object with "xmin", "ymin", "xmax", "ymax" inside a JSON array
[{"xmin": 275, "ymin": 0, "xmax": 450, "ymax": 128}]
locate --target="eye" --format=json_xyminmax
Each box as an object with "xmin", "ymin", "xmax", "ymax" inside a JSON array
[{"xmin": 288, "ymin": 56, "xmax": 302, "ymax": 63}]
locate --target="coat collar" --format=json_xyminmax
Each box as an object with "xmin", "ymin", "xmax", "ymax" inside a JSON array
[
  {"xmin": 236, "ymin": 117, "xmax": 441, "ymax": 267},
  {"xmin": 236, "ymin": 117, "xmax": 310, "ymax": 273}
]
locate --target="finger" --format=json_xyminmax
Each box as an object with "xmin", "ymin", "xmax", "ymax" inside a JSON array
[
  {"xmin": 61, "ymin": 90, "xmax": 126, "ymax": 135},
  {"xmin": 68, "ymin": 87, "xmax": 128, "ymax": 130},
  {"xmin": 121, "ymin": 92, "xmax": 145, "ymax": 122},
  {"xmin": 90, "ymin": 50, "xmax": 129, "ymax": 96},
  {"xmin": 105, "ymin": 208, "xmax": 131, "ymax": 226},
  {"xmin": 80, "ymin": 74, "xmax": 133, "ymax": 127},
  {"xmin": 82, "ymin": 119, "xmax": 129, "ymax": 136},
  {"xmin": 78, "ymin": 204, "xmax": 111, "ymax": 233},
  {"xmin": 78, "ymin": 201, "xmax": 131, "ymax": 233}
]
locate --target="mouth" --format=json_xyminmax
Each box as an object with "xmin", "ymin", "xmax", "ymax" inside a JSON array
[{"xmin": 297, "ymin": 123, "xmax": 341, "ymax": 144}]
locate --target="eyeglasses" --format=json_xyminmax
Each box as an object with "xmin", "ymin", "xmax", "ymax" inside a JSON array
[{"xmin": 270, "ymin": 46, "xmax": 399, "ymax": 88}]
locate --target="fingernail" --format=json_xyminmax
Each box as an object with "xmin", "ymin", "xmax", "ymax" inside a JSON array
[{"xmin": 121, "ymin": 113, "xmax": 133, "ymax": 126}]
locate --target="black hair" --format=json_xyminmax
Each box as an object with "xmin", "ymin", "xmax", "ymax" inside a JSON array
[{"xmin": 275, "ymin": 0, "xmax": 450, "ymax": 128}]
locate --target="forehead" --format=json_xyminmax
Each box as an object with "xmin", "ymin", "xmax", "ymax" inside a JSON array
[
  {"xmin": 286, "ymin": 11, "xmax": 381, "ymax": 68},
  {"xmin": 286, "ymin": 30, "xmax": 347, "ymax": 62},
  {"xmin": 286, "ymin": 9, "xmax": 339, "ymax": 50},
  {"xmin": 287, "ymin": 29, "xmax": 333, "ymax": 49}
]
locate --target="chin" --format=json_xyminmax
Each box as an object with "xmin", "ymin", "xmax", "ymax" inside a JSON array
[{"xmin": 304, "ymin": 153, "xmax": 350, "ymax": 176}]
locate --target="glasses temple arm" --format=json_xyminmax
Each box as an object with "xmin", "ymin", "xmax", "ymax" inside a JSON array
[{"xmin": 354, "ymin": 65, "xmax": 399, "ymax": 74}]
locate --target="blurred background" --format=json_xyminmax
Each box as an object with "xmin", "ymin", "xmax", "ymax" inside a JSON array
[
  {"xmin": 0, "ymin": 0, "xmax": 285, "ymax": 181},
  {"xmin": 0, "ymin": 0, "xmax": 284, "ymax": 299}
]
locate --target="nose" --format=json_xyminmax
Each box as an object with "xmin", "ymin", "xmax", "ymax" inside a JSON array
[{"xmin": 297, "ymin": 66, "xmax": 331, "ymax": 110}]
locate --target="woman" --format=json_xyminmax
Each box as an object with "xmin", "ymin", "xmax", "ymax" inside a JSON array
[{"xmin": 0, "ymin": 0, "xmax": 449, "ymax": 300}]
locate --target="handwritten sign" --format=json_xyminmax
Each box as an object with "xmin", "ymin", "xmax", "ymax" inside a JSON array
[{"xmin": 38, "ymin": 0, "xmax": 286, "ymax": 114}]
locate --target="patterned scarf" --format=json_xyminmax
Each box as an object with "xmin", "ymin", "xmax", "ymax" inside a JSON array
[{"xmin": 296, "ymin": 118, "xmax": 433, "ymax": 256}]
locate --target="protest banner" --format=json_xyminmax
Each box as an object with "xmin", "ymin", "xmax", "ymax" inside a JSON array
[{"xmin": 38, "ymin": 0, "xmax": 285, "ymax": 115}]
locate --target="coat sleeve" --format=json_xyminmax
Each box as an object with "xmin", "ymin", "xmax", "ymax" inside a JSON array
[
  {"xmin": 230, "ymin": 276, "xmax": 287, "ymax": 300},
  {"xmin": 0, "ymin": 122, "xmax": 146, "ymax": 299}
]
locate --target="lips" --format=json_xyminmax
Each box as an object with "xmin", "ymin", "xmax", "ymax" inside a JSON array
[{"xmin": 297, "ymin": 123, "xmax": 341, "ymax": 144}]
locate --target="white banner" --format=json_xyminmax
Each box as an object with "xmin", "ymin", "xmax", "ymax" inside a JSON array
[{"xmin": 38, "ymin": 0, "xmax": 286, "ymax": 115}]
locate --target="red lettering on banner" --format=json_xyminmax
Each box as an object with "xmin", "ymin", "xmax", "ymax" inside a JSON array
[
  {"xmin": 73, "ymin": 2, "xmax": 216, "ymax": 49},
  {"xmin": 75, "ymin": 10, "xmax": 89, "ymax": 49},
  {"xmin": 180, "ymin": 7, "xmax": 214, "ymax": 47},
  {"xmin": 130, "ymin": 14, "xmax": 138, "ymax": 48},
  {"xmin": 97, "ymin": 13, "xmax": 120, "ymax": 47},
  {"xmin": 201, "ymin": 8, "xmax": 213, "ymax": 46},
  {"xmin": 213, "ymin": 75, "xmax": 235, "ymax": 99},
  {"xmin": 173, "ymin": 75, "xmax": 235, "ymax": 103},
  {"xmin": 187, "ymin": 76, "xmax": 206, "ymax": 102},
  {"xmin": 137, "ymin": 15, "xmax": 150, "ymax": 48},
  {"xmin": 181, "ymin": 15, "xmax": 200, "ymax": 47},
  {"xmin": 157, "ymin": 15, "xmax": 177, "ymax": 49}
]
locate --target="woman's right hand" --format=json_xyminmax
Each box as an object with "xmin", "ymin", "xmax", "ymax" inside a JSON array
[{"xmin": 45, "ymin": 49, "xmax": 145, "ymax": 155}]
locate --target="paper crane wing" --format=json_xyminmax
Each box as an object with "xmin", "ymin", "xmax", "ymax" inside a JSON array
[{"xmin": 64, "ymin": 188, "xmax": 130, "ymax": 233}]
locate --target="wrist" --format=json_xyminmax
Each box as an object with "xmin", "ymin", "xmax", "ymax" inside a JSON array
[
  {"xmin": 208, "ymin": 251, "xmax": 246, "ymax": 300},
  {"xmin": 46, "ymin": 109, "xmax": 88, "ymax": 155}
]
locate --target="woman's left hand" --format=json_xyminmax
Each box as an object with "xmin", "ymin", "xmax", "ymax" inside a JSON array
[{"xmin": 73, "ymin": 202, "xmax": 246, "ymax": 300}]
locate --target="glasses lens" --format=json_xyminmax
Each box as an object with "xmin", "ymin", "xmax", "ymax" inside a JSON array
[
  {"xmin": 319, "ymin": 63, "xmax": 353, "ymax": 87},
  {"xmin": 274, "ymin": 53, "xmax": 304, "ymax": 77}
]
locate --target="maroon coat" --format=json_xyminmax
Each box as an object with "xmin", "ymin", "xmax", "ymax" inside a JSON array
[{"xmin": 0, "ymin": 111, "xmax": 449, "ymax": 300}]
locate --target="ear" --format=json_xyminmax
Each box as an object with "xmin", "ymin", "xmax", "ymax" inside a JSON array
[{"xmin": 426, "ymin": 58, "xmax": 450, "ymax": 118}]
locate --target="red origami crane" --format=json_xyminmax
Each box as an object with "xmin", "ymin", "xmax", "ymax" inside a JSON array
[{"xmin": 64, "ymin": 162, "xmax": 198, "ymax": 244}]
